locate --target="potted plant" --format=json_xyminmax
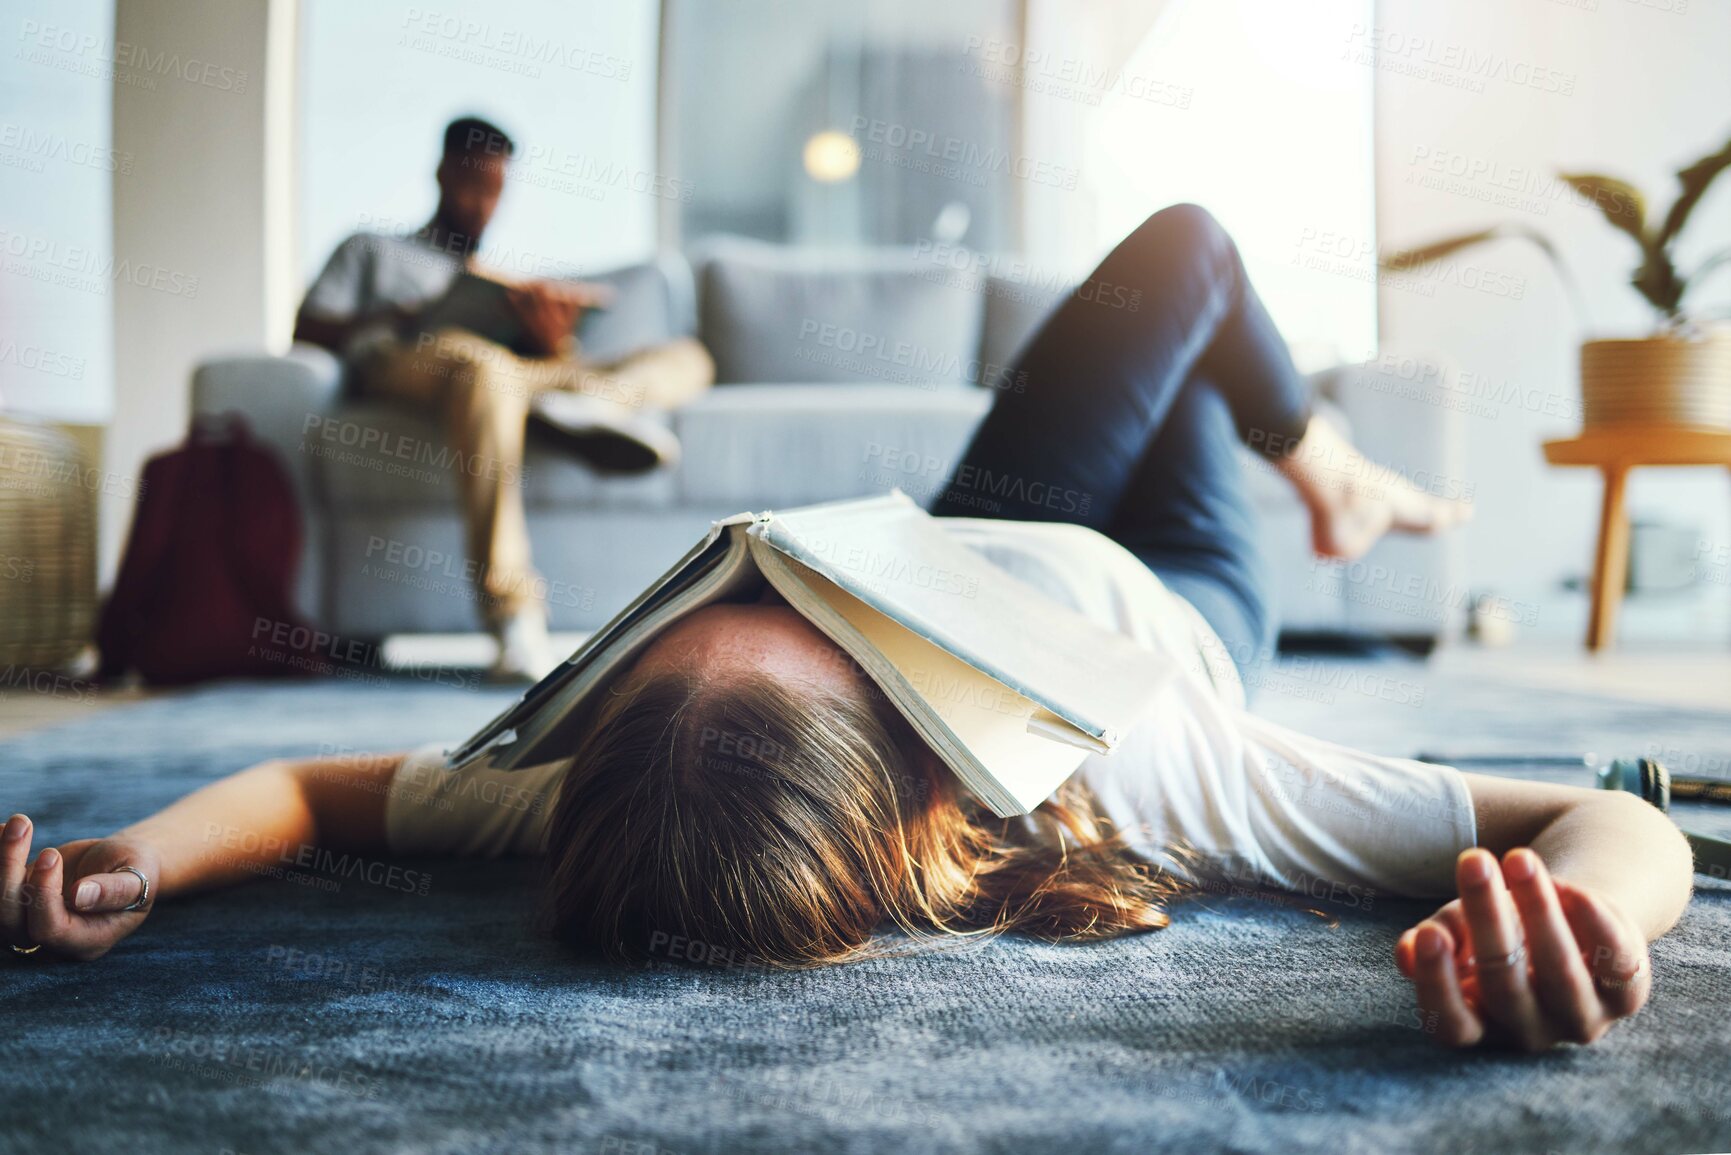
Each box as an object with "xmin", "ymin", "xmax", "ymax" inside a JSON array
[{"xmin": 1383, "ymin": 133, "xmax": 1731, "ymax": 430}]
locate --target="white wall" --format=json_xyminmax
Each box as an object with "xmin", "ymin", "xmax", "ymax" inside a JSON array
[
  {"xmin": 105, "ymin": 0, "xmax": 294, "ymax": 581},
  {"xmin": 1375, "ymin": 0, "xmax": 1731, "ymax": 634},
  {"xmin": 0, "ymin": 0, "xmax": 117, "ymax": 423},
  {"xmin": 299, "ymin": 0, "xmax": 660, "ymax": 284}
]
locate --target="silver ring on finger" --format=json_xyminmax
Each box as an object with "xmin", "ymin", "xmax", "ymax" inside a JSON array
[
  {"xmin": 115, "ymin": 865, "xmax": 152, "ymax": 912},
  {"xmin": 1475, "ymin": 943, "xmax": 1528, "ymax": 974}
]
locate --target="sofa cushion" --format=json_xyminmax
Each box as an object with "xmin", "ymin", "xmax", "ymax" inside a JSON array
[
  {"xmin": 577, "ymin": 256, "xmax": 694, "ymax": 363},
  {"xmin": 673, "ymin": 383, "xmax": 992, "ymax": 507},
  {"xmin": 695, "ymin": 239, "xmax": 987, "ymax": 386},
  {"xmin": 978, "ymin": 274, "xmax": 1068, "ymax": 388},
  {"xmin": 308, "ymin": 401, "xmax": 677, "ymax": 510}
]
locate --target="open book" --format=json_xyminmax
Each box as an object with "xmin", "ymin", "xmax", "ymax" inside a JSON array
[
  {"xmin": 415, "ymin": 271, "xmax": 613, "ymax": 357},
  {"xmin": 446, "ymin": 492, "xmax": 1174, "ymax": 816}
]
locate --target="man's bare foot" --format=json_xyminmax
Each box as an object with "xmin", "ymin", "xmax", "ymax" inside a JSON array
[{"xmin": 1273, "ymin": 416, "xmax": 1473, "ymax": 560}]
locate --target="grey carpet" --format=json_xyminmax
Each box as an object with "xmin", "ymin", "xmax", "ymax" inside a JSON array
[{"xmin": 2, "ymin": 658, "xmax": 1729, "ymax": 1155}]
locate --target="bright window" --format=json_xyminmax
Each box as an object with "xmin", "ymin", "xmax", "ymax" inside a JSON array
[
  {"xmin": 666, "ymin": 0, "xmax": 1022, "ymax": 252},
  {"xmin": 299, "ymin": 0, "xmax": 660, "ymax": 289},
  {"xmin": 1084, "ymin": 0, "xmax": 1378, "ymax": 366}
]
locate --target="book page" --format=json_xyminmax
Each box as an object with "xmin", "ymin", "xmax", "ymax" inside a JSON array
[
  {"xmin": 755, "ymin": 546, "xmax": 1086, "ymax": 816},
  {"xmin": 754, "ymin": 493, "xmax": 1172, "ymax": 751}
]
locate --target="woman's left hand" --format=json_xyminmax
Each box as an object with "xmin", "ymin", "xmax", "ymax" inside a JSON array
[
  {"xmin": 2, "ymin": 817, "xmax": 161, "ymax": 962},
  {"xmin": 1394, "ymin": 847, "xmax": 1650, "ymax": 1051}
]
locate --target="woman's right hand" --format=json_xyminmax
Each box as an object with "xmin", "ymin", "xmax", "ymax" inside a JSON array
[{"xmin": 2, "ymin": 814, "xmax": 160, "ymax": 962}]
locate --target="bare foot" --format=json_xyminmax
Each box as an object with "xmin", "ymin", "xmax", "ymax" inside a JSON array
[{"xmin": 1273, "ymin": 417, "xmax": 1473, "ymax": 560}]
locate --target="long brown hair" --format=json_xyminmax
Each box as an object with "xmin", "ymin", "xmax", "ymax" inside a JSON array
[{"xmin": 541, "ymin": 669, "xmax": 1178, "ymax": 968}]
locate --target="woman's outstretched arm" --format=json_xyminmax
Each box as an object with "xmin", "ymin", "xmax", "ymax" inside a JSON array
[
  {"xmin": 2, "ymin": 752, "xmax": 406, "ymax": 961},
  {"xmin": 1464, "ymin": 771, "xmax": 1693, "ymax": 941},
  {"xmin": 1395, "ymin": 772, "xmax": 1694, "ymax": 1051}
]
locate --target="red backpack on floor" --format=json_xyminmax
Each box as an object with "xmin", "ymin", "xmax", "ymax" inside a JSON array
[{"xmin": 97, "ymin": 415, "xmax": 319, "ymax": 685}]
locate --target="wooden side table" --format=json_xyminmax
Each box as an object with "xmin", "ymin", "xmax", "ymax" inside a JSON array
[{"xmin": 1543, "ymin": 425, "xmax": 1731, "ymax": 651}]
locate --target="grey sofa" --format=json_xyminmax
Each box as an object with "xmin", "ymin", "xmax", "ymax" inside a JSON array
[{"xmin": 192, "ymin": 240, "xmax": 1463, "ymax": 645}]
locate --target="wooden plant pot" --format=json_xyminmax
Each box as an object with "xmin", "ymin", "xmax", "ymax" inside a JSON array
[{"xmin": 1580, "ymin": 331, "xmax": 1731, "ymax": 430}]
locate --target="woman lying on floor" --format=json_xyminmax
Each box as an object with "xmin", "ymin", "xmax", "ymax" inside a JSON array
[{"xmin": 2, "ymin": 206, "xmax": 1692, "ymax": 1052}]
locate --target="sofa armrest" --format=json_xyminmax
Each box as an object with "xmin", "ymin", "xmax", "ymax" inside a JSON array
[{"xmin": 193, "ymin": 342, "xmax": 344, "ymax": 430}]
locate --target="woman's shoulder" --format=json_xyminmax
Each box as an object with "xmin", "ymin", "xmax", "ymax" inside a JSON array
[
  {"xmin": 935, "ymin": 517, "xmax": 1109, "ymax": 547},
  {"xmin": 935, "ymin": 517, "xmax": 1167, "ymax": 607},
  {"xmin": 936, "ymin": 516, "xmax": 1241, "ymax": 700},
  {"xmin": 385, "ymin": 745, "xmax": 568, "ymax": 858}
]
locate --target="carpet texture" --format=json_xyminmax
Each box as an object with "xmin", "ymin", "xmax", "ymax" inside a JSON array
[{"xmin": 2, "ymin": 663, "xmax": 1729, "ymax": 1155}]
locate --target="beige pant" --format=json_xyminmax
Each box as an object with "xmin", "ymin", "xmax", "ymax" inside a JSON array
[{"xmin": 357, "ymin": 327, "xmax": 714, "ymax": 626}]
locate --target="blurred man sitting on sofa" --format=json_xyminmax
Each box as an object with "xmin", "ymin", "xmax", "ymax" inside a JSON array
[{"xmin": 293, "ymin": 116, "xmax": 714, "ymax": 679}]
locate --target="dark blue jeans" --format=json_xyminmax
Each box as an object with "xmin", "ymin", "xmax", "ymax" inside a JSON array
[{"xmin": 932, "ymin": 204, "xmax": 1312, "ymax": 676}]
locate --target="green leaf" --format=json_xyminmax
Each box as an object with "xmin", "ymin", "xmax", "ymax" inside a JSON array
[
  {"xmin": 1634, "ymin": 255, "xmax": 1684, "ymax": 317},
  {"xmin": 1379, "ymin": 224, "xmax": 1592, "ymax": 328},
  {"xmin": 1656, "ymin": 136, "xmax": 1731, "ymax": 252},
  {"xmin": 1380, "ymin": 228, "xmax": 1507, "ymax": 271},
  {"xmin": 1380, "ymin": 223, "xmax": 1564, "ymax": 271},
  {"xmin": 1557, "ymin": 173, "xmax": 1647, "ymax": 247}
]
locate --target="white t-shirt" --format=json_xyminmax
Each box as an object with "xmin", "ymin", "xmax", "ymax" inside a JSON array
[
  {"xmin": 385, "ymin": 521, "xmax": 1476, "ymax": 898},
  {"xmin": 300, "ymin": 231, "xmax": 467, "ymax": 362}
]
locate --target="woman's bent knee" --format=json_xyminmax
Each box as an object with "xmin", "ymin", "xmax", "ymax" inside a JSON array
[{"xmin": 1141, "ymin": 202, "xmax": 1232, "ymax": 258}]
